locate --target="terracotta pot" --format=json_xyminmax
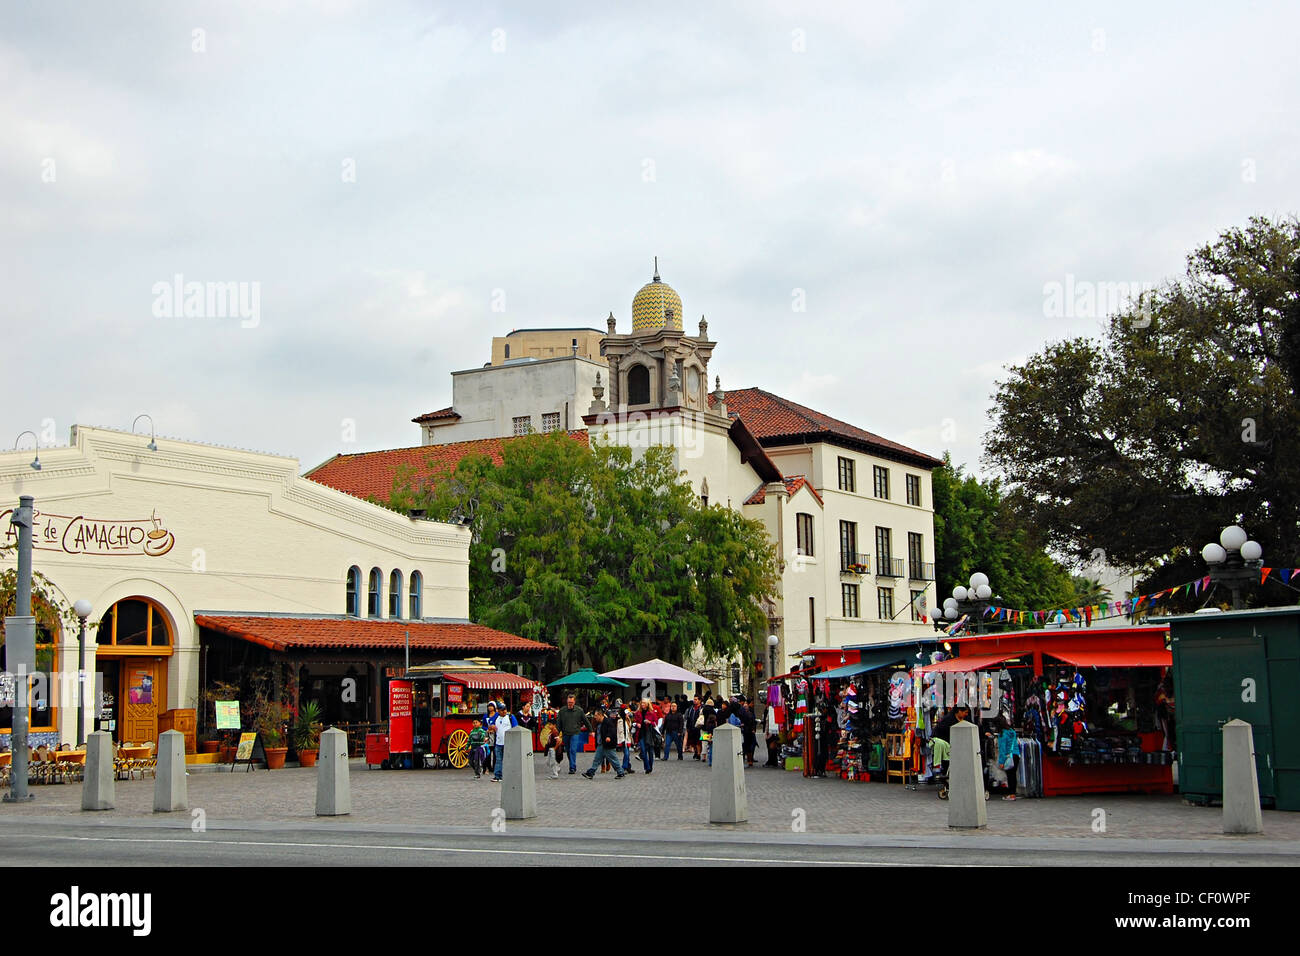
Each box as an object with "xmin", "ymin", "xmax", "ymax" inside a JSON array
[
  {"xmin": 200, "ymin": 740, "xmax": 220, "ymax": 754},
  {"xmin": 264, "ymin": 746, "xmax": 288, "ymax": 770},
  {"xmin": 218, "ymin": 746, "xmax": 236, "ymax": 763},
  {"xmin": 298, "ymin": 749, "xmax": 318, "ymax": 767}
]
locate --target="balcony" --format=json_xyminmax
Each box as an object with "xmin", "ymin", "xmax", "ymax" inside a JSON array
[
  {"xmin": 908, "ymin": 561, "xmax": 935, "ymax": 581},
  {"xmin": 876, "ymin": 556, "xmax": 904, "ymax": 577},
  {"xmin": 840, "ymin": 552, "xmax": 872, "ymax": 575}
]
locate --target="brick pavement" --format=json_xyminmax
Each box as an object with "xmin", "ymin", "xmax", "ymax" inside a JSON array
[{"xmin": 4, "ymin": 754, "xmax": 1298, "ymax": 845}]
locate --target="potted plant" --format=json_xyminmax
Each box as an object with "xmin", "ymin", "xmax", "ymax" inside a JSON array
[
  {"xmin": 293, "ymin": 700, "xmax": 323, "ymax": 767},
  {"xmin": 197, "ymin": 732, "xmax": 221, "ymax": 755},
  {"xmin": 255, "ymin": 699, "xmax": 291, "ymax": 769}
]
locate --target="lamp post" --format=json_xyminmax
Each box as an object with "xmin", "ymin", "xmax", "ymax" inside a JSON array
[
  {"xmin": 930, "ymin": 571, "xmax": 998, "ymax": 635},
  {"xmin": 12, "ymin": 430, "xmax": 42, "ymax": 471},
  {"xmin": 767, "ymin": 634, "xmax": 779, "ymax": 681},
  {"xmin": 73, "ymin": 600, "xmax": 92, "ymax": 747},
  {"xmin": 1201, "ymin": 524, "xmax": 1263, "ymax": 610},
  {"xmin": 131, "ymin": 413, "xmax": 158, "ymax": 451}
]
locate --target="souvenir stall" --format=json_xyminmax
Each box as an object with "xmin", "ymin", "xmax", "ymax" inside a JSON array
[{"xmin": 918, "ymin": 625, "xmax": 1176, "ymax": 797}]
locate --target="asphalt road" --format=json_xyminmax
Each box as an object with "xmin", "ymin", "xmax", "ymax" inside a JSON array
[{"xmin": 2, "ymin": 819, "xmax": 1294, "ymax": 867}]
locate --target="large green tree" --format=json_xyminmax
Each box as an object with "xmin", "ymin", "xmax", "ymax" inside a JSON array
[
  {"xmin": 984, "ymin": 216, "xmax": 1300, "ymax": 601},
  {"xmin": 387, "ymin": 433, "xmax": 778, "ymax": 672},
  {"xmin": 931, "ymin": 455, "xmax": 1076, "ymax": 616}
]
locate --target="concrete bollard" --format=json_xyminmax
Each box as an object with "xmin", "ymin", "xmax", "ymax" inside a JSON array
[
  {"xmin": 501, "ymin": 726, "xmax": 537, "ymax": 820},
  {"xmin": 153, "ymin": 729, "xmax": 187, "ymax": 812},
  {"xmin": 316, "ymin": 727, "xmax": 351, "ymax": 816},
  {"xmin": 948, "ymin": 720, "xmax": 986, "ymax": 829},
  {"xmin": 709, "ymin": 723, "xmax": 747, "ymax": 824},
  {"xmin": 81, "ymin": 731, "xmax": 115, "ymax": 811},
  {"xmin": 1222, "ymin": 719, "xmax": 1263, "ymax": 834}
]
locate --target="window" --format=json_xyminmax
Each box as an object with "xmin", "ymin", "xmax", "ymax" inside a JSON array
[
  {"xmin": 910, "ymin": 590, "xmax": 926, "ymax": 622},
  {"xmin": 504, "ymin": 344, "xmax": 510, "ymax": 359},
  {"xmin": 877, "ymin": 587, "xmax": 895, "ymax": 620},
  {"xmin": 839, "ymin": 520, "xmax": 858, "ymax": 570},
  {"xmin": 96, "ymin": 598, "xmax": 172, "ymax": 648},
  {"xmin": 389, "ymin": 570, "xmax": 403, "ymax": 619},
  {"xmin": 368, "ymin": 568, "xmax": 382, "ymax": 617},
  {"xmin": 346, "ymin": 566, "xmax": 361, "ymax": 616},
  {"xmin": 837, "ymin": 456, "xmax": 856, "ymax": 492},
  {"xmin": 1, "ymin": 621, "xmax": 58, "ymax": 731},
  {"xmin": 809, "ymin": 597, "xmax": 816, "ymax": 644},
  {"xmin": 541, "ymin": 412, "xmax": 561, "ymax": 433},
  {"xmin": 571, "ymin": 337, "xmax": 578, "ymax": 348},
  {"xmin": 876, "ymin": 527, "xmax": 897, "ymax": 576},
  {"xmin": 512, "ymin": 416, "xmax": 533, "ymax": 436},
  {"xmin": 841, "ymin": 583, "xmax": 860, "ymax": 618},
  {"xmin": 873, "ymin": 465, "xmax": 890, "ymax": 499},
  {"xmin": 906, "ymin": 474, "xmax": 922, "ymax": 506},
  {"xmin": 796, "ymin": 513, "xmax": 814, "ymax": 557},
  {"xmin": 409, "ymin": 571, "xmax": 423, "ymax": 619},
  {"xmin": 628, "ymin": 364, "xmax": 650, "ymax": 405},
  {"xmin": 908, "ymin": 532, "xmax": 924, "ymax": 579}
]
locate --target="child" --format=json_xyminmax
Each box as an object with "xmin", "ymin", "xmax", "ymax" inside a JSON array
[{"xmin": 467, "ymin": 721, "xmax": 489, "ymax": 779}]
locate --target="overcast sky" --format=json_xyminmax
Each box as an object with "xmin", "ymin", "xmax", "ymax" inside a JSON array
[{"xmin": 3, "ymin": 0, "xmax": 1297, "ymax": 479}]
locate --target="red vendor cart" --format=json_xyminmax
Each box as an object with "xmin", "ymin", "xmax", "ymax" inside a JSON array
[{"xmin": 375, "ymin": 660, "xmax": 539, "ymax": 770}]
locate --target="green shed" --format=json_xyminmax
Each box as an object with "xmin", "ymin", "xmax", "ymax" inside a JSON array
[{"xmin": 1154, "ymin": 607, "xmax": 1300, "ymax": 811}]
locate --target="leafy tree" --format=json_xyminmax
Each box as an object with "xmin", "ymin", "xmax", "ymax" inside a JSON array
[
  {"xmin": 388, "ymin": 433, "xmax": 778, "ymax": 672},
  {"xmin": 984, "ymin": 217, "xmax": 1300, "ymax": 606},
  {"xmin": 931, "ymin": 455, "xmax": 1076, "ymax": 617}
]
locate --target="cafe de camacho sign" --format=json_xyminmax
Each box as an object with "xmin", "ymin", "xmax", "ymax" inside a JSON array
[{"xmin": 1, "ymin": 508, "xmax": 175, "ymax": 557}]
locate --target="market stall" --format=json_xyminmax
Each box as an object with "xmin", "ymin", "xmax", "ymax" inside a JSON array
[{"xmin": 917, "ymin": 625, "xmax": 1176, "ymax": 797}]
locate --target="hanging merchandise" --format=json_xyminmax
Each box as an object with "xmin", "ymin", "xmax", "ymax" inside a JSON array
[{"xmin": 887, "ymin": 673, "xmax": 910, "ymax": 720}]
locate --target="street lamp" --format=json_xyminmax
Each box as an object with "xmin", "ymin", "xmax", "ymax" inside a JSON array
[
  {"xmin": 767, "ymin": 634, "xmax": 779, "ymax": 680},
  {"xmin": 931, "ymin": 571, "xmax": 999, "ymax": 634},
  {"xmin": 73, "ymin": 599, "xmax": 92, "ymax": 747},
  {"xmin": 131, "ymin": 414, "xmax": 158, "ymax": 451},
  {"xmin": 13, "ymin": 430, "xmax": 41, "ymax": 470},
  {"xmin": 1201, "ymin": 524, "xmax": 1263, "ymax": 610}
]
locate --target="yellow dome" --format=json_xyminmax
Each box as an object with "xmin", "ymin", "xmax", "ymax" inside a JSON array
[{"xmin": 632, "ymin": 262, "xmax": 683, "ymax": 332}]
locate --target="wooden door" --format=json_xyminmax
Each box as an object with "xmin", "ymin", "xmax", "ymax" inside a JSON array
[{"xmin": 121, "ymin": 662, "xmax": 159, "ymax": 744}]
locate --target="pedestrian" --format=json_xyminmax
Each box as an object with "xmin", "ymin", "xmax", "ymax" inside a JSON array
[
  {"xmin": 662, "ymin": 701, "xmax": 685, "ymax": 760},
  {"xmin": 556, "ymin": 693, "xmax": 592, "ymax": 775},
  {"xmin": 686, "ymin": 695, "xmax": 703, "ymax": 759},
  {"xmin": 491, "ymin": 703, "xmax": 518, "ymax": 782},
  {"xmin": 467, "ymin": 721, "xmax": 489, "ymax": 779},
  {"xmin": 738, "ymin": 695, "xmax": 758, "ymax": 767},
  {"xmin": 582, "ymin": 705, "xmax": 626, "ymax": 779},
  {"xmin": 482, "ymin": 702, "xmax": 498, "ymax": 775},
  {"xmin": 763, "ymin": 701, "xmax": 781, "ymax": 767},
  {"xmin": 637, "ymin": 699, "xmax": 656, "ymax": 773},
  {"xmin": 616, "ymin": 701, "xmax": 636, "ymax": 774},
  {"xmin": 539, "ymin": 709, "xmax": 564, "ymax": 778},
  {"xmin": 703, "ymin": 697, "xmax": 717, "ymax": 766}
]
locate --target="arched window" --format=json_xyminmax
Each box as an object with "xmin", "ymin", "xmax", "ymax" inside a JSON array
[
  {"xmin": 389, "ymin": 570, "xmax": 403, "ymax": 619},
  {"xmin": 409, "ymin": 571, "xmax": 423, "ymax": 620},
  {"xmin": 628, "ymin": 364, "xmax": 650, "ymax": 405},
  {"xmin": 98, "ymin": 598, "xmax": 172, "ymax": 648},
  {"xmin": 346, "ymin": 566, "xmax": 361, "ymax": 616},
  {"xmin": 368, "ymin": 568, "xmax": 382, "ymax": 617}
]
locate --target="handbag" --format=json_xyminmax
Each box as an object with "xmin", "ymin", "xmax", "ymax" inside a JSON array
[{"xmin": 695, "ymin": 713, "xmax": 705, "ymax": 729}]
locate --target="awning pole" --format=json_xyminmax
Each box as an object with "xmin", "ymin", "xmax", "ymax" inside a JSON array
[{"xmin": 405, "ymin": 630, "xmax": 410, "ymax": 674}]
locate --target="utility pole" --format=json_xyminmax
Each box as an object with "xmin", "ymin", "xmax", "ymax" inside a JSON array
[{"xmin": 4, "ymin": 496, "xmax": 37, "ymax": 803}]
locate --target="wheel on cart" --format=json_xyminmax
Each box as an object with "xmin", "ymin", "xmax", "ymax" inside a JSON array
[{"xmin": 446, "ymin": 729, "xmax": 471, "ymax": 769}]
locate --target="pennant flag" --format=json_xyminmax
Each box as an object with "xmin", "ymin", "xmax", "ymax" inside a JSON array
[
  {"xmin": 1261, "ymin": 567, "xmax": 1273, "ymax": 583},
  {"xmin": 1084, "ymin": 605, "xmax": 1093, "ymax": 625},
  {"xmin": 1202, "ymin": 575, "xmax": 1211, "ymax": 590},
  {"xmin": 1281, "ymin": 569, "xmax": 1293, "ymax": 584},
  {"xmin": 1182, "ymin": 583, "xmax": 1191, "ymax": 595}
]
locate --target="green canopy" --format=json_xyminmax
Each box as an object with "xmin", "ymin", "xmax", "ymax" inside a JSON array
[{"xmin": 547, "ymin": 668, "xmax": 629, "ymax": 689}]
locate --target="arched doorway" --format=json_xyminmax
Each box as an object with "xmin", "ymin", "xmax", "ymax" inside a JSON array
[{"xmin": 95, "ymin": 597, "xmax": 174, "ymax": 744}]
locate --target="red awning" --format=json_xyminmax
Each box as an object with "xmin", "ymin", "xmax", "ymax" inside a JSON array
[
  {"xmin": 442, "ymin": 672, "xmax": 538, "ymax": 691},
  {"xmin": 917, "ymin": 652, "xmax": 1026, "ymax": 673},
  {"xmin": 1046, "ymin": 649, "xmax": 1172, "ymax": 668},
  {"xmin": 767, "ymin": 670, "xmax": 818, "ymax": 681}
]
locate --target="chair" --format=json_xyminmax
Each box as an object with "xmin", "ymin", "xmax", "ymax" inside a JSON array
[{"xmin": 139, "ymin": 742, "xmax": 157, "ymax": 779}]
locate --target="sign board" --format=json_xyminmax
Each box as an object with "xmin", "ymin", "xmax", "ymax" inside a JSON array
[
  {"xmin": 231, "ymin": 731, "xmax": 265, "ymax": 772},
  {"xmin": 388, "ymin": 680, "xmax": 413, "ymax": 755},
  {"xmin": 215, "ymin": 700, "xmax": 241, "ymax": 730},
  {"xmin": 446, "ymin": 684, "xmax": 463, "ymax": 705},
  {"xmin": 1, "ymin": 508, "xmax": 175, "ymax": 557}
]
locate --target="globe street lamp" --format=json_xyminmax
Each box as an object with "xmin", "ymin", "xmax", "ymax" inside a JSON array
[
  {"xmin": 931, "ymin": 571, "xmax": 999, "ymax": 635},
  {"xmin": 1201, "ymin": 524, "xmax": 1263, "ymax": 610},
  {"xmin": 73, "ymin": 599, "xmax": 92, "ymax": 747},
  {"xmin": 767, "ymin": 634, "xmax": 779, "ymax": 680}
]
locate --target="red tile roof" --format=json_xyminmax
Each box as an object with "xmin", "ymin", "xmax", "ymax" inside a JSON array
[
  {"xmin": 195, "ymin": 615, "xmax": 553, "ymax": 654},
  {"xmin": 743, "ymin": 475, "xmax": 824, "ymax": 506},
  {"xmin": 304, "ymin": 431, "xmax": 590, "ymax": 503},
  {"xmin": 412, "ymin": 406, "xmax": 461, "ymax": 424},
  {"xmin": 716, "ymin": 388, "xmax": 943, "ymax": 468}
]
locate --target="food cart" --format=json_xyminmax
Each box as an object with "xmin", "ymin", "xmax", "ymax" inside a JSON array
[{"xmin": 366, "ymin": 660, "xmax": 539, "ymax": 770}]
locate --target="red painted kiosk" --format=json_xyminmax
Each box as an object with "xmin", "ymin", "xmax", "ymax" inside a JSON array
[
  {"xmin": 367, "ymin": 660, "xmax": 538, "ymax": 770},
  {"xmin": 919, "ymin": 624, "xmax": 1176, "ymax": 797}
]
